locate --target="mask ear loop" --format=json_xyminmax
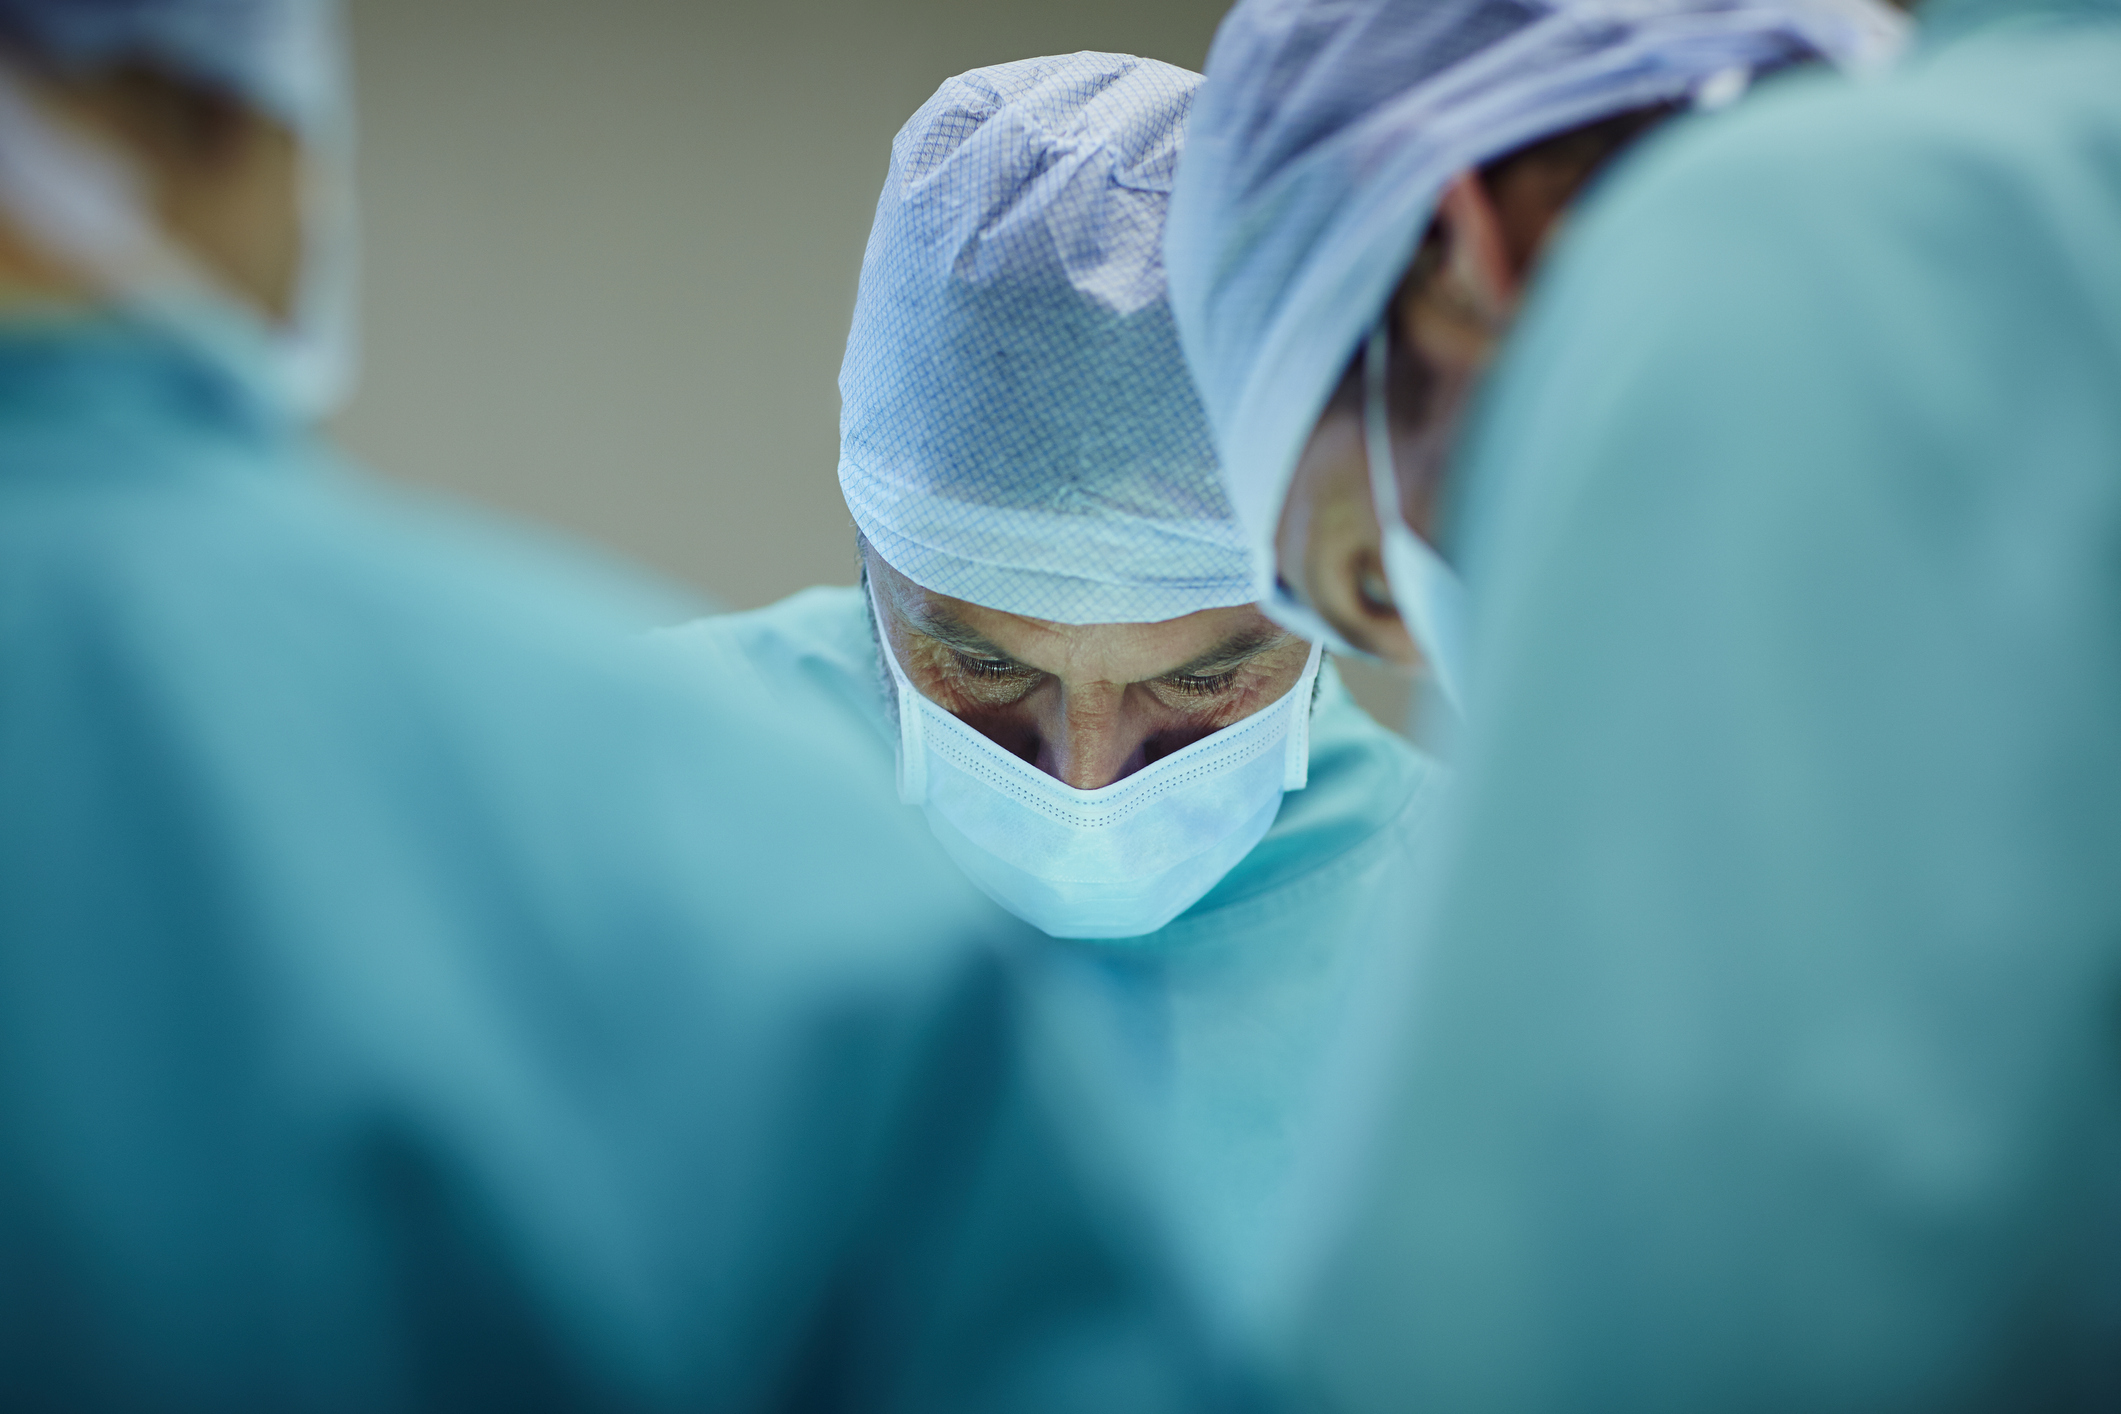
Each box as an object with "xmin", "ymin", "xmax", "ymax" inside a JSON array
[
  {"xmin": 1281, "ymin": 639, "xmax": 1326, "ymax": 791},
  {"xmin": 1362, "ymin": 320, "xmax": 1406, "ymax": 559},
  {"xmin": 866, "ymin": 582, "xmax": 929, "ymax": 806},
  {"xmin": 1363, "ymin": 318, "xmax": 1471, "ymax": 711},
  {"xmin": 896, "ymin": 673, "xmax": 929, "ymax": 806}
]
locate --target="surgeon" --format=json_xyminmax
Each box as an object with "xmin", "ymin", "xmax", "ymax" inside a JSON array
[
  {"xmin": 1163, "ymin": 0, "xmax": 1903, "ymax": 724},
  {"xmin": 1253, "ymin": 0, "xmax": 2121, "ymax": 1404},
  {"xmin": 660, "ymin": 52, "xmax": 1442, "ymax": 1324},
  {"xmin": 0, "ymin": 4, "xmax": 1240, "ymax": 1408},
  {"xmin": 1156, "ymin": 0, "xmax": 1903, "ymax": 1400}
]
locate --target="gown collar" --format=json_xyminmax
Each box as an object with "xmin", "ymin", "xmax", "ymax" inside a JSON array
[
  {"xmin": 0, "ymin": 311, "xmax": 297, "ymax": 461},
  {"xmin": 1920, "ymin": 0, "xmax": 2121, "ymax": 45}
]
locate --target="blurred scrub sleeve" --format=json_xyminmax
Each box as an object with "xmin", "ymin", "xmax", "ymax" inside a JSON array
[
  {"xmin": 1291, "ymin": 0, "xmax": 2121, "ymax": 1408},
  {"xmin": 0, "ymin": 319, "xmax": 1251, "ymax": 1414},
  {"xmin": 659, "ymin": 588, "xmax": 1446, "ymax": 1335}
]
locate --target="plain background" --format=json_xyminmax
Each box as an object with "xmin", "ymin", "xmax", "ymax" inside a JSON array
[{"xmin": 335, "ymin": 0, "xmax": 1410, "ymax": 730}]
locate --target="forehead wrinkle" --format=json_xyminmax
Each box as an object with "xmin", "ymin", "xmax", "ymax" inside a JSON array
[{"xmin": 1167, "ymin": 626, "xmax": 1292, "ymax": 678}]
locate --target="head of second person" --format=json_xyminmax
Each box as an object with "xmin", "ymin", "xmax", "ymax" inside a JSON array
[
  {"xmin": 0, "ymin": 0, "xmax": 356, "ymax": 420},
  {"xmin": 1164, "ymin": 0, "xmax": 1905, "ymax": 706},
  {"xmin": 841, "ymin": 53, "xmax": 1321, "ymax": 941}
]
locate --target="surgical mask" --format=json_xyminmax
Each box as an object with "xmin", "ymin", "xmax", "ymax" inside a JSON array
[
  {"xmin": 871, "ymin": 587, "xmax": 1324, "ymax": 940},
  {"xmin": 0, "ymin": 52, "xmax": 357, "ymax": 421},
  {"xmin": 1363, "ymin": 320, "xmax": 1469, "ymax": 712}
]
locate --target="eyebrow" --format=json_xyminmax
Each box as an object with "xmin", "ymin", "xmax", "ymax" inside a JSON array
[
  {"xmin": 908, "ymin": 605, "xmax": 1293, "ymax": 681},
  {"xmin": 899, "ymin": 593, "xmax": 1289, "ymax": 682},
  {"xmin": 906, "ymin": 604, "xmax": 1021, "ymax": 662},
  {"xmin": 1167, "ymin": 627, "xmax": 1290, "ymax": 679}
]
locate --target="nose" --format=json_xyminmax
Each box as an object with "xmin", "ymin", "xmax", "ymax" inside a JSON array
[{"xmin": 1032, "ymin": 682, "xmax": 1152, "ymax": 790}]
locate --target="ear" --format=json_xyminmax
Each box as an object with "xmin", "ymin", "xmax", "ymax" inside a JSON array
[
  {"xmin": 1431, "ymin": 170, "xmax": 1524, "ymax": 321},
  {"xmin": 1387, "ymin": 169, "xmax": 1520, "ymax": 381}
]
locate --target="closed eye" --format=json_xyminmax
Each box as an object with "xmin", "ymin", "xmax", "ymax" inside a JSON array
[
  {"xmin": 952, "ymin": 650, "xmax": 1035, "ymax": 682},
  {"xmin": 1162, "ymin": 669, "xmax": 1241, "ymax": 697}
]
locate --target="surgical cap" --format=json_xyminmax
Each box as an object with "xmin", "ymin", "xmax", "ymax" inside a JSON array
[
  {"xmin": 0, "ymin": 0, "xmax": 344, "ymax": 135},
  {"xmin": 1164, "ymin": 0, "xmax": 1906, "ymax": 600},
  {"xmin": 839, "ymin": 52, "xmax": 1254, "ymax": 626}
]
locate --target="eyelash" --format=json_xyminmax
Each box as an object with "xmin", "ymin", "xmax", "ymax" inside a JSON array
[
  {"xmin": 950, "ymin": 654, "xmax": 1240, "ymax": 696},
  {"xmin": 954, "ymin": 652, "xmax": 1032, "ymax": 681},
  {"xmin": 1165, "ymin": 670, "xmax": 1240, "ymax": 697}
]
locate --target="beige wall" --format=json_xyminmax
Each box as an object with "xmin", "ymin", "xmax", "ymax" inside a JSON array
[
  {"xmin": 336, "ymin": 0, "xmax": 1234, "ymax": 609},
  {"xmin": 336, "ymin": 0, "xmax": 1410, "ymax": 729}
]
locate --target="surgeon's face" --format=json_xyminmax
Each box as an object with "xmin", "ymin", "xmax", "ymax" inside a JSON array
[
  {"xmin": 865, "ymin": 548, "xmax": 1313, "ymax": 791},
  {"xmin": 1273, "ymin": 164, "xmax": 1565, "ymax": 669},
  {"xmin": 1274, "ymin": 330, "xmax": 1470, "ymax": 670}
]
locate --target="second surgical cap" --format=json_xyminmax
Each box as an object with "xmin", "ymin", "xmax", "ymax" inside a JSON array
[
  {"xmin": 840, "ymin": 52, "xmax": 1254, "ymax": 626},
  {"xmin": 0, "ymin": 0, "xmax": 355, "ymax": 417},
  {"xmin": 1163, "ymin": 0, "xmax": 1906, "ymax": 601},
  {"xmin": 0, "ymin": 0, "xmax": 344, "ymax": 136}
]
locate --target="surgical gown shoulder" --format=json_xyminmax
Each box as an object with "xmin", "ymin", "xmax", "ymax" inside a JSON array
[
  {"xmin": 656, "ymin": 583, "xmax": 901, "ymax": 755},
  {"xmin": 1459, "ymin": 23, "xmax": 2121, "ymax": 581},
  {"xmin": 0, "ymin": 324, "xmax": 1210, "ymax": 1410},
  {"xmin": 2, "ymin": 366, "xmax": 992, "ymax": 962},
  {"xmin": 1297, "ymin": 15, "xmax": 2121, "ymax": 1411}
]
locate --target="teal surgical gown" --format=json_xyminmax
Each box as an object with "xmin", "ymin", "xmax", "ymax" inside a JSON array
[
  {"xmin": 0, "ymin": 316, "xmax": 1242, "ymax": 1413},
  {"xmin": 659, "ymin": 586, "xmax": 1443, "ymax": 1330},
  {"xmin": 1297, "ymin": 0, "xmax": 2121, "ymax": 1407}
]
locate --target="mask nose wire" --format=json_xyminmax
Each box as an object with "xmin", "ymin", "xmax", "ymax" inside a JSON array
[{"xmin": 1363, "ymin": 317, "xmax": 1472, "ymax": 712}]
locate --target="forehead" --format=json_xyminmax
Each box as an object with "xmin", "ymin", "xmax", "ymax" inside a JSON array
[{"xmin": 868, "ymin": 548, "xmax": 1279, "ymax": 685}]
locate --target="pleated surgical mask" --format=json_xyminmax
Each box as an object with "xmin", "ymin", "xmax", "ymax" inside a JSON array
[{"xmin": 871, "ymin": 586, "xmax": 1324, "ymax": 940}]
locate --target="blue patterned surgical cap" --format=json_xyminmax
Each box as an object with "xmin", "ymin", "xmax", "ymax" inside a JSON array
[
  {"xmin": 1164, "ymin": 0, "xmax": 1906, "ymax": 602},
  {"xmin": 0, "ymin": 0, "xmax": 344, "ymax": 135},
  {"xmin": 839, "ymin": 52, "xmax": 1254, "ymax": 626}
]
